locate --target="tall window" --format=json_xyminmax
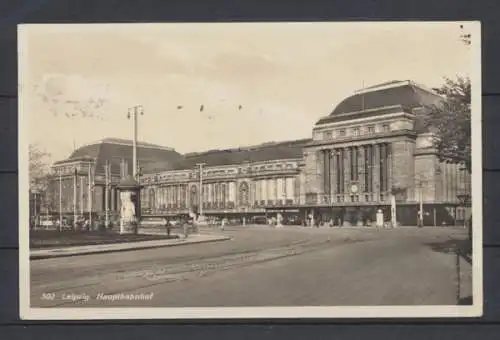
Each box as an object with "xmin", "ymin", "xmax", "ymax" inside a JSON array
[
  {"xmin": 336, "ymin": 149, "xmax": 343, "ymax": 194},
  {"xmin": 221, "ymin": 183, "xmax": 227, "ymax": 203},
  {"xmin": 338, "ymin": 129, "xmax": 346, "ymax": 137},
  {"xmin": 367, "ymin": 125, "xmax": 375, "ymax": 134},
  {"xmin": 382, "ymin": 124, "xmax": 390, "ymax": 132},
  {"xmin": 323, "ymin": 150, "xmax": 330, "ymax": 195},
  {"xmin": 190, "ymin": 185, "xmax": 197, "ymax": 207},
  {"xmin": 352, "ymin": 128, "xmax": 360, "ymax": 136},
  {"xmin": 214, "ymin": 183, "xmax": 220, "ymax": 203},
  {"xmin": 353, "ymin": 147, "xmax": 359, "ymax": 181},
  {"xmin": 367, "ymin": 145, "xmax": 373, "ymax": 193},
  {"xmin": 148, "ymin": 188, "xmax": 156, "ymax": 210},
  {"xmin": 380, "ymin": 144, "xmax": 386, "ymax": 193},
  {"xmin": 239, "ymin": 182, "xmax": 249, "ymax": 206},
  {"xmin": 350, "ymin": 147, "xmax": 356, "ymax": 181},
  {"xmin": 364, "ymin": 145, "xmax": 370, "ymax": 192},
  {"xmin": 323, "ymin": 130, "xmax": 332, "ymax": 140}
]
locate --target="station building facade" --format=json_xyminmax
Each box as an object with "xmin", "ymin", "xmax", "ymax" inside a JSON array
[
  {"xmin": 45, "ymin": 138, "xmax": 183, "ymax": 218},
  {"xmin": 45, "ymin": 80, "xmax": 471, "ymax": 226}
]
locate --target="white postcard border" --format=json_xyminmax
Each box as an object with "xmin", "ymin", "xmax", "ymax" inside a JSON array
[{"xmin": 18, "ymin": 21, "xmax": 483, "ymax": 320}]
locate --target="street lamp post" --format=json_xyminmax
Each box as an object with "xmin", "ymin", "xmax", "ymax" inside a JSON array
[
  {"xmin": 196, "ymin": 163, "xmax": 206, "ymax": 219},
  {"xmin": 73, "ymin": 167, "xmax": 78, "ymax": 230},
  {"xmin": 104, "ymin": 160, "xmax": 110, "ymax": 229},
  {"xmin": 58, "ymin": 172, "xmax": 62, "ymax": 231},
  {"xmin": 127, "ymin": 105, "xmax": 144, "ymax": 179},
  {"xmin": 88, "ymin": 162, "xmax": 93, "ymax": 229}
]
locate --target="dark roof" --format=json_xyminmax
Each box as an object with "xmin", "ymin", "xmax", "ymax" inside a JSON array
[
  {"xmin": 172, "ymin": 139, "xmax": 311, "ymax": 170},
  {"xmin": 316, "ymin": 105, "xmax": 410, "ymax": 126},
  {"xmin": 330, "ymin": 81, "xmax": 442, "ymax": 116},
  {"xmin": 55, "ymin": 139, "xmax": 183, "ymax": 176},
  {"xmin": 98, "ymin": 138, "xmax": 174, "ymax": 150}
]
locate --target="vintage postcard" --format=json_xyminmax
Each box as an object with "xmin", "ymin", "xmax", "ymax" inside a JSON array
[{"xmin": 18, "ymin": 22, "xmax": 482, "ymax": 319}]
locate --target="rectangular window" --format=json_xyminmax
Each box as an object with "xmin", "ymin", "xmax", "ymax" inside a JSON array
[
  {"xmin": 380, "ymin": 144, "xmax": 386, "ymax": 192},
  {"xmin": 323, "ymin": 130, "xmax": 333, "ymax": 140},
  {"xmin": 353, "ymin": 128, "xmax": 360, "ymax": 136},
  {"xmin": 367, "ymin": 125, "xmax": 375, "ymax": 134},
  {"xmin": 382, "ymin": 124, "xmax": 390, "ymax": 132},
  {"xmin": 338, "ymin": 129, "xmax": 346, "ymax": 137}
]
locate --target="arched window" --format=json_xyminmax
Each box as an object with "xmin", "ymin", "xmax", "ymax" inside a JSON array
[
  {"xmin": 239, "ymin": 182, "xmax": 249, "ymax": 206},
  {"xmin": 221, "ymin": 183, "xmax": 227, "ymax": 204},
  {"xmin": 148, "ymin": 188, "xmax": 156, "ymax": 210},
  {"xmin": 190, "ymin": 185, "xmax": 198, "ymax": 207}
]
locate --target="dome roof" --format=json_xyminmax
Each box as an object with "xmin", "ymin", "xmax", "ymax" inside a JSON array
[
  {"xmin": 330, "ymin": 80, "xmax": 442, "ymax": 116},
  {"xmin": 173, "ymin": 138, "xmax": 311, "ymax": 170},
  {"xmin": 54, "ymin": 138, "xmax": 183, "ymax": 176}
]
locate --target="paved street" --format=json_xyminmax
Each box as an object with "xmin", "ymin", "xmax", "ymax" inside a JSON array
[{"xmin": 30, "ymin": 226, "xmax": 472, "ymax": 308}]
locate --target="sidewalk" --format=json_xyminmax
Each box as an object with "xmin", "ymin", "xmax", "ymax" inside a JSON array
[{"xmin": 30, "ymin": 233, "xmax": 231, "ymax": 260}]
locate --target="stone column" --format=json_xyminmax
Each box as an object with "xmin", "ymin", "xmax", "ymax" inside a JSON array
[
  {"xmin": 451, "ymin": 161, "xmax": 458, "ymax": 202},
  {"xmin": 277, "ymin": 178, "xmax": 285, "ymax": 202},
  {"xmin": 444, "ymin": 161, "xmax": 449, "ymax": 202},
  {"xmin": 286, "ymin": 177, "xmax": 295, "ymax": 202},
  {"xmin": 373, "ymin": 144, "xmax": 381, "ymax": 201},
  {"xmin": 266, "ymin": 178, "xmax": 272, "ymax": 202},
  {"xmin": 387, "ymin": 143, "xmax": 393, "ymax": 196},
  {"xmin": 331, "ymin": 149, "xmax": 337, "ymax": 199},
  {"xmin": 229, "ymin": 181, "xmax": 236, "ymax": 203},
  {"xmin": 261, "ymin": 179, "xmax": 267, "ymax": 202},
  {"xmin": 273, "ymin": 178, "xmax": 278, "ymax": 201},
  {"xmin": 111, "ymin": 187, "xmax": 116, "ymax": 212},
  {"xmin": 316, "ymin": 150, "xmax": 325, "ymax": 199},
  {"xmin": 380, "ymin": 143, "xmax": 387, "ymax": 198}
]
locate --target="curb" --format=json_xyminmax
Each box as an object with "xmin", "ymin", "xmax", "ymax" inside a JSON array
[{"xmin": 30, "ymin": 236, "xmax": 232, "ymax": 260}]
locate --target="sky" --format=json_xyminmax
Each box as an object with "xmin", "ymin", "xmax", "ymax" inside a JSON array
[{"xmin": 19, "ymin": 22, "xmax": 474, "ymax": 164}]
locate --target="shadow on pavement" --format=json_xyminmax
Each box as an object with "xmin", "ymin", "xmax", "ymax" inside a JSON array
[{"xmin": 425, "ymin": 238, "xmax": 472, "ymax": 265}]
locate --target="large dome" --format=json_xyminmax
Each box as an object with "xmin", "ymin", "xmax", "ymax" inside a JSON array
[
  {"xmin": 329, "ymin": 80, "xmax": 442, "ymax": 116},
  {"xmin": 55, "ymin": 138, "xmax": 183, "ymax": 176}
]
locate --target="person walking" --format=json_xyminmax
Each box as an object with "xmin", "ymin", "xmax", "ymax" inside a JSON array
[{"xmin": 417, "ymin": 210, "xmax": 424, "ymax": 228}]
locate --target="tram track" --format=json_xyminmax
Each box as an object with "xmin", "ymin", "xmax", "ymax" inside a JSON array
[{"xmin": 33, "ymin": 236, "xmax": 371, "ymax": 307}]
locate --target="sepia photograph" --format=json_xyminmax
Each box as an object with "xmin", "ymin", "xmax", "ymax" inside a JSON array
[{"xmin": 18, "ymin": 21, "xmax": 482, "ymax": 319}]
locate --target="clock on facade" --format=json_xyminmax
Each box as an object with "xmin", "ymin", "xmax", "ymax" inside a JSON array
[{"xmin": 350, "ymin": 184, "xmax": 359, "ymax": 194}]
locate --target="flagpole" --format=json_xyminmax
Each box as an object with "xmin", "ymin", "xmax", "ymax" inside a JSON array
[
  {"xmin": 88, "ymin": 162, "xmax": 93, "ymax": 229},
  {"xmin": 80, "ymin": 176, "xmax": 84, "ymax": 216},
  {"xmin": 59, "ymin": 173, "xmax": 62, "ymax": 231},
  {"xmin": 105, "ymin": 160, "xmax": 110, "ymax": 229},
  {"xmin": 73, "ymin": 167, "xmax": 77, "ymax": 230}
]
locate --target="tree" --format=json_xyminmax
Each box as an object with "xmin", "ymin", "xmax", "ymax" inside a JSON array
[
  {"xmin": 425, "ymin": 76, "xmax": 471, "ymax": 173},
  {"xmin": 29, "ymin": 143, "xmax": 51, "ymax": 191}
]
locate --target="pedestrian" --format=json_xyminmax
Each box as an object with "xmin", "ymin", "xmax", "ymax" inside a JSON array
[
  {"xmin": 183, "ymin": 221, "xmax": 189, "ymax": 239},
  {"xmin": 221, "ymin": 217, "xmax": 226, "ymax": 231},
  {"xmin": 417, "ymin": 210, "xmax": 423, "ymax": 228}
]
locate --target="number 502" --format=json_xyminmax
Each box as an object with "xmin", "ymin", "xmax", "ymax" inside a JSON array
[{"xmin": 41, "ymin": 293, "xmax": 55, "ymax": 300}]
